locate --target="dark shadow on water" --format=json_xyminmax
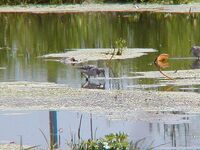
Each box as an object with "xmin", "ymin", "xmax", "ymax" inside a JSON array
[
  {"xmin": 81, "ymin": 80, "xmax": 105, "ymax": 89},
  {"xmin": 192, "ymin": 59, "xmax": 200, "ymax": 69},
  {"xmin": 49, "ymin": 111, "xmax": 58, "ymax": 149}
]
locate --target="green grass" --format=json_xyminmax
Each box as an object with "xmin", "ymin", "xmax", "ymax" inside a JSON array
[{"xmin": 68, "ymin": 132, "xmax": 137, "ymax": 150}]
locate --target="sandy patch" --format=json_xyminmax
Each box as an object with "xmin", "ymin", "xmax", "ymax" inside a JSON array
[
  {"xmin": 0, "ymin": 81, "xmax": 200, "ymax": 120},
  {"xmin": 0, "ymin": 4, "xmax": 200, "ymax": 14},
  {"xmin": 41, "ymin": 48, "xmax": 157, "ymax": 63},
  {"xmin": 133, "ymin": 69, "xmax": 200, "ymax": 79},
  {"xmin": 0, "ymin": 143, "xmax": 38, "ymax": 150},
  {"xmin": 129, "ymin": 69, "xmax": 200, "ymax": 89}
]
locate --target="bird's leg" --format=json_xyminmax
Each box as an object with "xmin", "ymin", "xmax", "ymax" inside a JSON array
[
  {"xmin": 81, "ymin": 72, "xmax": 87, "ymax": 78},
  {"xmin": 82, "ymin": 79, "xmax": 89, "ymax": 88},
  {"xmin": 87, "ymin": 75, "xmax": 91, "ymax": 80},
  {"xmin": 81, "ymin": 72, "xmax": 90, "ymax": 81}
]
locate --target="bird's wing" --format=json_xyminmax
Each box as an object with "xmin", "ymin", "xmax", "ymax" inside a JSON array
[{"xmin": 77, "ymin": 65, "xmax": 96, "ymax": 70}]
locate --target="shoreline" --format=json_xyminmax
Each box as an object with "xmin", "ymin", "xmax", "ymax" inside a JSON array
[
  {"xmin": 0, "ymin": 81, "xmax": 200, "ymax": 120},
  {"xmin": 0, "ymin": 3, "xmax": 200, "ymax": 14}
]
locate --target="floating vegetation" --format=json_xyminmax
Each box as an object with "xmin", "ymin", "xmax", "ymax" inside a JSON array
[
  {"xmin": 68, "ymin": 132, "xmax": 130, "ymax": 150},
  {"xmin": 114, "ymin": 38, "xmax": 127, "ymax": 56},
  {"xmin": 154, "ymin": 53, "xmax": 174, "ymax": 80}
]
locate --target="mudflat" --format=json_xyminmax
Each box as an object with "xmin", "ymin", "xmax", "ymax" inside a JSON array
[
  {"xmin": 0, "ymin": 81, "xmax": 200, "ymax": 120},
  {"xmin": 0, "ymin": 3, "xmax": 199, "ymax": 14}
]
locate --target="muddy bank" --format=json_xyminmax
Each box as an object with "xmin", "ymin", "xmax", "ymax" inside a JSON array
[
  {"xmin": 0, "ymin": 3, "xmax": 200, "ymax": 14},
  {"xmin": 0, "ymin": 144, "xmax": 33, "ymax": 150},
  {"xmin": 131, "ymin": 69, "xmax": 200, "ymax": 88},
  {"xmin": 134, "ymin": 69, "xmax": 200, "ymax": 79},
  {"xmin": 0, "ymin": 82, "xmax": 200, "ymax": 120},
  {"xmin": 41, "ymin": 48, "xmax": 157, "ymax": 64}
]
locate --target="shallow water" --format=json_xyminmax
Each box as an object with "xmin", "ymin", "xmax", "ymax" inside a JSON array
[
  {"xmin": 1, "ymin": 11, "xmax": 200, "ymax": 150},
  {"xmin": 0, "ymin": 12, "xmax": 200, "ymax": 91},
  {"xmin": 1, "ymin": 110, "xmax": 200, "ymax": 150}
]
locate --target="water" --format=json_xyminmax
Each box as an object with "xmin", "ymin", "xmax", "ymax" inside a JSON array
[
  {"xmin": 0, "ymin": 12, "xmax": 200, "ymax": 91},
  {"xmin": 1, "ymin": 110, "xmax": 200, "ymax": 150},
  {"xmin": 0, "ymin": 12, "xmax": 200, "ymax": 149}
]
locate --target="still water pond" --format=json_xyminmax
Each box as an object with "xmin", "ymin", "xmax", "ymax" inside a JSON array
[
  {"xmin": 0, "ymin": 12, "xmax": 200, "ymax": 91},
  {"xmin": 1, "ymin": 110, "xmax": 200, "ymax": 150},
  {"xmin": 0, "ymin": 12, "xmax": 200, "ymax": 150}
]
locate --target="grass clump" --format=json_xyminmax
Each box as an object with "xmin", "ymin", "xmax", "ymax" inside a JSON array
[
  {"xmin": 69, "ymin": 132, "xmax": 131, "ymax": 150},
  {"xmin": 114, "ymin": 38, "xmax": 127, "ymax": 55}
]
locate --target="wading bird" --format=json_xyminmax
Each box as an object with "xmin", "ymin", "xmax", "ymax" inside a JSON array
[
  {"xmin": 191, "ymin": 46, "xmax": 200, "ymax": 60},
  {"xmin": 77, "ymin": 65, "xmax": 105, "ymax": 80}
]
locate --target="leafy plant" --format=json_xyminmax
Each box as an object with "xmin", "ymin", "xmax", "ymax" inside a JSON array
[
  {"xmin": 114, "ymin": 38, "xmax": 127, "ymax": 55},
  {"xmin": 102, "ymin": 133, "xmax": 129, "ymax": 150},
  {"xmin": 68, "ymin": 132, "xmax": 130, "ymax": 150}
]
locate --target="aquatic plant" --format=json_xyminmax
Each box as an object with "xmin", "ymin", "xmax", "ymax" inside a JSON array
[
  {"xmin": 68, "ymin": 132, "xmax": 130, "ymax": 150},
  {"xmin": 114, "ymin": 38, "xmax": 127, "ymax": 55},
  {"xmin": 154, "ymin": 53, "xmax": 174, "ymax": 80},
  {"xmin": 154, "ymin": 53, "xmax": 169, "ymax": 63},
  {"xmin": 18, "ymin": 135, "xmax": 40, "ymax": 150},
  {"xmin": 67, "ymin": 115, "xmax": 131, "ymax": 150},
  {"xmin": 68, "ymin": 132, "xmax": 166, "ymax": 150}
]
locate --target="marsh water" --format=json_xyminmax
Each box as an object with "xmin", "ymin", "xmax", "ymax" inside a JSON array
[
  {"xmin": 1, "ymin": 110, "xmax": 200, "ymax": 150},
  {"xmin": 1, "ymin": 11, "xmax": 200, "ymax": 149},
  {"xmin": 0, "ymin": 12, "xmax": 200, "ymax": 91}
]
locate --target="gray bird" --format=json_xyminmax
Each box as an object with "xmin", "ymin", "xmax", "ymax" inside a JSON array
[
  {"xmin": 191, "ymin": 46, "xmax": 200, "ymax": 60},
  {"xmin": 77, "ymin": 65, "xmax": 105, "ymax": 79}
]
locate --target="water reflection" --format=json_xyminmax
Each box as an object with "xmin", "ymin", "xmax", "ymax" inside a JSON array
[
  {"xmin": 1, "ymin": 111, "xmax": 200, "ymax": 149},
  {"xmin": 49, "ymin": 111, "xmax": 58, "ymax": 149},
  {"xmin": 192, "ymin": 59, "xmax": 200, "ymax": 69},
  {"xmin": 0, "ymin": 13, "xmax": 200, "ymax": 90},
  {"xmin": 81, "ymin": 80, "xmax": 105, "ymax": 89}
]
